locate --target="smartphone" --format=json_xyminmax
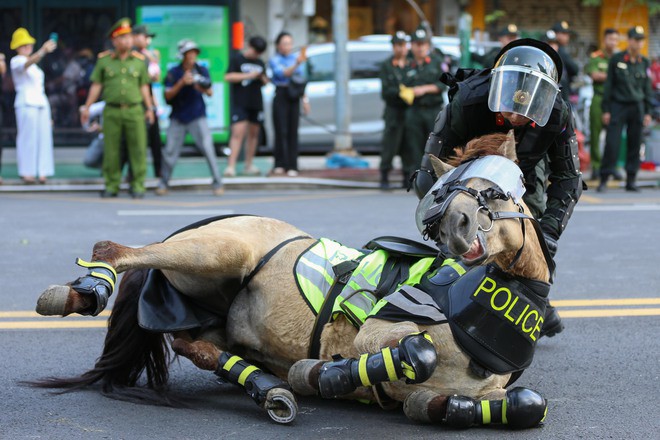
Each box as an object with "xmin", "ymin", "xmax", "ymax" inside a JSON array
[{"xmin": 49, "ymin": 32, "xmax": 58, "ymax": 42}]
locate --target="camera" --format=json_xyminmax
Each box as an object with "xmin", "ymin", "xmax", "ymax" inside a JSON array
[{"xmin": 192, "ymin": 72, "xmax": 211, "ymax": 89}]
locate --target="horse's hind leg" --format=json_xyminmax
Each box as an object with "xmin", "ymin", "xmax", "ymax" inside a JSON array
[
  {"xmin": 403, "ymin": 387, "xmax": 547, "ymax": 430},
  {"xmin": 171, "ymin": 332, "xmax": 298, "ymax": 424}
]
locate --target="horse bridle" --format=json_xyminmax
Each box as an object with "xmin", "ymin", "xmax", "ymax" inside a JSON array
[{"xmin": 421, "ymin": 157, "xmax": 557, "ymax": 282}]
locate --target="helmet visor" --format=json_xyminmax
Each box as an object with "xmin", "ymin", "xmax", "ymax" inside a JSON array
[{"xmin": 488, "ymin": 66, "xmax": 559, "ymax": 126}]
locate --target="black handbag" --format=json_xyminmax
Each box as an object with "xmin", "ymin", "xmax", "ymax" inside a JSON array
[{"xmin": 287, "ymin": 73, "xmax": 307, "ymax": 100}]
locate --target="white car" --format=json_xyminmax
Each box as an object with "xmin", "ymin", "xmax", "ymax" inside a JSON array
[{"xmin": 262, "ymin": 41, "xmax": 392, "ymax": 152}]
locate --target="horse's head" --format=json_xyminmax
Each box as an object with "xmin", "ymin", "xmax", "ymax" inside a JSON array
[{"xmin": 417, "ymin": 132, "xmax": 549, "ymax": 279}]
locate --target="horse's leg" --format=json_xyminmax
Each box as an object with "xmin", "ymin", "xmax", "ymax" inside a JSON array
[
  {"xmin": 37, "ymin": 234, "xmax": 254, "ymax": 317},
  {"xmin": 403, "ymin": 387, "xmax": 547, "ymax": 429},
  {"xmin": 288, "ymin": 319, "xmax": 437, "ymax": 400},
  {"xmin": 170, "ymin": 331, "xmax": 298, "ymax": 424}
]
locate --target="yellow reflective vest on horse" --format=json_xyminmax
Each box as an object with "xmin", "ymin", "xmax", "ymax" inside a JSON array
[{"xmin": 295, "ymin": 238, "xmax": 435, "ymax": 327}]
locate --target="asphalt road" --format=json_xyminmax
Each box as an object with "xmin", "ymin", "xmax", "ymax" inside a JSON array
[{"xmin": 0, "ymin": 187, "xmax": 659, "ymax": 439}]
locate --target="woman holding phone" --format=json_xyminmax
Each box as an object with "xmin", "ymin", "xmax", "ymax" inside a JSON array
[
  {"xmin": 9, "ymin": 28, "xmax": 57, "ymax": 184},
  {"xmin": 268, "ymin": 31, "xmax": 310, "ymax": 177}
]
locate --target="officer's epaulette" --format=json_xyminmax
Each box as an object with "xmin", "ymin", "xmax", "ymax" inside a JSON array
[
  {"xmin": 590, "ymin": 50, "xmax": 603, "ymax": 58},
  {"xmin": 131, "ymin": 50, "xmax": 145, "ymax": 60},
  {"xmin": 97, "ymin": 50, "xmax": 112, "ymax": 59}
]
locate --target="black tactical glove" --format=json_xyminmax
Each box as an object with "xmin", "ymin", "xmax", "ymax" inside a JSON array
[{"xmin": 540, "ymin": 225, "xmax": 559, "ymax": 258}]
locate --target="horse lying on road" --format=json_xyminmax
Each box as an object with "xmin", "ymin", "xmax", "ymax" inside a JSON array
[{"xmin": 31, "ymin": 132, "xmax": 554, "ymax": 430}]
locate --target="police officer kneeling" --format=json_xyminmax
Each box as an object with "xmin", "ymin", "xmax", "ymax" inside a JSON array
[{"xmin": 413, "ymin": 39, "xmax": 584, "ymax": 337}]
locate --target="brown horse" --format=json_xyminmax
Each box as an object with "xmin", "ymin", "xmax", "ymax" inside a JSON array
[{"xmin": 32, "ymin": 132, "xmax": 552, "ymax": 429}]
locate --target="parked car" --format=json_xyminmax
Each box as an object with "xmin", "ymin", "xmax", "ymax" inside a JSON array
[{"xmin": 262, "ymin": 41, "xmax": 392, "ymax": 152}]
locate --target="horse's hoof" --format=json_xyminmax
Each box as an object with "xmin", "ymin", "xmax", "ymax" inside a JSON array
[
  {"xmin": 36, "ymin": 285, "xmax": 70, "ymax": 316},
  {"xmin": 287, "ymin": 359, "xmax": 323, "ymax": 396},
  {"xmin": 403, "ymin": 390, "xmax": 444, "ymax": 424},
  {"xmin": 264, "ymin": 388, "xmax": 298, "ymax": 424}
]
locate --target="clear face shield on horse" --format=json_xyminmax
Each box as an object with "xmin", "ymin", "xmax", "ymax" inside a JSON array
[{"xmin": 415, "ymin": 155, "xmax": 526, "ymax": 246}]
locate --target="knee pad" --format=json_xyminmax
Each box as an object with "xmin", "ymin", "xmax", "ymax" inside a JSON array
[
  {"xmin": 397, "ymin": 332, "xmax": 437, "ymax": 384},
  {"xmin": 444, "ymin": 395, "xmax": 477, "ymax": 428},
  {"xmin": 317, "ymin": 356, "xmax": 359, "ymax": 398},
  {"xmin": 70, "ymin": 258, "xmax": 117, "ymax": 316}
]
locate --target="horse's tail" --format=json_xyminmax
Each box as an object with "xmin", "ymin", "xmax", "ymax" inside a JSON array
[{"xmin": 27, "ymin": 269, "xmax": 180, "ymax": 406}]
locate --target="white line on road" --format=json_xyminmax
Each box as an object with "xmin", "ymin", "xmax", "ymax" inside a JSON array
[
  {"xmin": 117, "ymin": 209, "xmax": 235, "ymax": 216},
  {"xmin": 576, "ymin": 204, "xmax": 660, "ymax": 212}
]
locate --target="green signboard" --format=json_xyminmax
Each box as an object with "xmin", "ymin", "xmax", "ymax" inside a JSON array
[{"xmin": 136, "ymin": 5, "xmax": 231, "ymax": 143}]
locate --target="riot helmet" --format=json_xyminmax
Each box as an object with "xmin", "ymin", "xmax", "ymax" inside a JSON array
[{"xmin": 488, "ymin": 39, "xmax": 562, "ymax": 127}]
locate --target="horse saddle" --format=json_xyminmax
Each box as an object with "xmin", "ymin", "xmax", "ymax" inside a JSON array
[{"xmin": 137, "ymin": 269, "xmax": 223, "ymax": 332}]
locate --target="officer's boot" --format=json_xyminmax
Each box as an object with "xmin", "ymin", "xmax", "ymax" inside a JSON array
[
  {"xmin": 625, "ymin": 173, "xmax": 640, "ymax": 192},
  {"xmin": 380, "ymin": 169, "xmax": 390, "ymax": 190},
  {"xmin": 540, "ymin": 301, "xmax": 564, "ymax": 338},
  {"xmin": 596, "ymin": 173, "xmax": 609, "ymax": 193},
  {"xmin": 215, "ymin": 352, "xmax": 298, "ymax": 424},
  {"xmin": 404, "ymin": 387, "xmax": 547, "ymax": 429},
  {"xmin": 289, "ymin": 332, "xmax": 437, "ymax": 399},
  {"xmin": 402, "ymin": 171, "xmax": 412, "ymax": 189}
]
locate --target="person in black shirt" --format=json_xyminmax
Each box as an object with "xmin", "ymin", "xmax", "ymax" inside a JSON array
[{"xmin": 224, "ymin": 36, "xmax": 268, "ymax": 177}]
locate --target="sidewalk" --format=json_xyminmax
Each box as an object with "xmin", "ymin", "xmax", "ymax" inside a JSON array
[{"xmin": 0, "ymin": 146, "xmax": 658, "ymax": 193}]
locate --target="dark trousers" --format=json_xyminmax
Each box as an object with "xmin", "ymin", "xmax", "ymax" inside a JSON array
[
  {"xmin": 380, "ymin": 105, "xmax": 407, "ymax": 172},
  {"xmin": 147, "ymin": 118, "xmax": 163, "ymax": 177},
  {"xmin": 272, "ymin": 87, "xmax": 300, "ymax": 171},
  {"xmin": 405, "ymin": 105, "xmax": 442, "ymax": 174},
  {"xmin": 601, "ymin": 101, "xmax": 643, "ymax": 179}
]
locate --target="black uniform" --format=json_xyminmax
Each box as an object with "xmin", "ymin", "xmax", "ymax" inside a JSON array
[
  {"xmin": 423, "ymin": 69, "xmax": 582, "ymax": 240},
  {"xmin": 227, "ymin": 53, "xmax": 266, "ymax": 123}
]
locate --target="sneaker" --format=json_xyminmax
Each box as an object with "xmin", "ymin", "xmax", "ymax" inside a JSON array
[
  {"xmin": 213, "ymin": 186, "xmax": 225, "ymax": 197},
  {"xmin": 223, "ymin": 167, "xmax": 236, "ymax": 177},
  {"xmin": 100, "ymin": 190, "xmax": 118, "ymax": 198},
  {"xmin": 286, "ymin": 169, "xmax": 299, "ymax": 177},
  {"xmin": 155, "ymin": 186, "xmax": 168, "ymax": 196},
  {"xmin": 241, "ymin": 165, "xmax": 261, "ymax": 176},
  {"xmin": 270, "ymin": 167, "xmax": 285, "ymax": 176}
]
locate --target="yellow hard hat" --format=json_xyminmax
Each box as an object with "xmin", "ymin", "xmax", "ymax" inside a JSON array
[{"xmin": 10, "ymin": 28, "xmax": 36, "ymax": 50}]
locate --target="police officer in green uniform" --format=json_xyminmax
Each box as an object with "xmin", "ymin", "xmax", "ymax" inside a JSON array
[
  {"xmin": 474, "ymin": 24, "xmax": 520, "ymax": 69},
  {"xmin": 402, "ymin": 26, "xmax": 446, "ymax": 185},
  {"xmin": 80, "ymin": 18, "xmax": 154, "ymax": 198},
  {"xmin": 378, "ymin": 31, "xmax": 410, "ymax": 189},
  {"xmin": 598, "ymin": 26, "xmax": 653, "ymax": 192},
  {"xmin": 585, "ymin": 28, "xmax": 619, "ymax": 180}
]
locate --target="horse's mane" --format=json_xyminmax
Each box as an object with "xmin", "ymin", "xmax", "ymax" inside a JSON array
[{"xmin": 447, "ymin": 133, "xmax": 512, "ymax": 167}]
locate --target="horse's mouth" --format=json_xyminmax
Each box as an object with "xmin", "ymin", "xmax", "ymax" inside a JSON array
[{"xmin": 461, "ymin": 232, "xmax": 487, "ymax": 265}]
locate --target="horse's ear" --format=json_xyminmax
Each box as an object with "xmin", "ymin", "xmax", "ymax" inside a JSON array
[
  {"xmin": 429, "ymin": 154, "xmax": 455, "ymax": 177},
  {"xmin": 499, "ymin": 130, "xmax": 518, "ymax": 162}
]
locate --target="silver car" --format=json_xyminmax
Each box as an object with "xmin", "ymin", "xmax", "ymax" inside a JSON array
[{"xmin": 262, "ymin": 41, "xmax": 392, "ymax": 152}]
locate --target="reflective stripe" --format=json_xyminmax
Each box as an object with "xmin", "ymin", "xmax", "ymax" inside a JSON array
[
  {"xmin": 502, "ymin": 398, "xmax": 508, "ymax": 424},
  {"xmin": 381, "ymin": 348, "xmax": 398, "ymax": 382},
  {"xmin": 75, "ymin": 258, "xmax": 118, "ymax": 280},
  {"xmin": 223, "ymin": 355, "xmax": 241, "ymax": 372},
  {"xmin": 358, "ymin": 353, "xmax": 371, "ymax": 386},
  {"xmin": 442, "ymin": 258, "xmax": 466, "ymax": 275},
  {"xmin": 401, "ymin": 361, "xmax": 415, "ymax": 380},
  {"xmin": 296, "ymin": 273, "xmax": 326, "ymax": 312},
  {"xmin": 385, "ymin": 287, "xmax": 446, "ymax": 322},
  {"xmin": 90, "ymin": 271, "xmax": 115, "ymax": 290},
  {"xmin": 481, "ymin": 400, "xmax": 491, "ymax": 424},
  {"xmin": 238, "ymin": 365, "xmax": 259, "ymax": 386}
]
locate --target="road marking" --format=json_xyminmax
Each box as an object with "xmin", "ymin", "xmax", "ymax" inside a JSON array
[
  {"xmin": 117, "ymin": 209, "xmax": 234, "ymax": 216},
  {"xmin": 2, "ymin": 298, "xmax": 659, "ymax": 329}
]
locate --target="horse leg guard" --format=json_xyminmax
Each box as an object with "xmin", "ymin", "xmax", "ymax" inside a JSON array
[
  {"xmin": 36, "ymin": 258, "xmax": 117, "ymax": 316},
  {"xmin": 214, "ymin": 352, "xmax": 298, "ymax": 424},
  {"xmin": 68, "ymin": 258, "xmax": 117, "ymax": 316},
  {"xmin": 443, "ymin": 387, "xmax": 547, "ymax": 429},
  {"xmin": 317, "ymin": 332, "xmax": 437, "ymax": 398}
]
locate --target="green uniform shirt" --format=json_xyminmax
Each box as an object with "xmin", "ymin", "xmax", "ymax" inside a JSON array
[
  {"xmin": 584, "ymin": 49, "xmax": 611, "ymax": 96},
  {"xmin": 90, "ymin": 50, "xmax": 149, "ymax": 105},
  {"xmin": 403, "ymin": 52, "xmax": 445, "ymax": 107},
  {"xmin": 379, "ymin": 56, "xmax": 408, "ymax": 108},
  {"xmin": 602, "ymin": 50, "xmax": 653, "ymax": 114}
]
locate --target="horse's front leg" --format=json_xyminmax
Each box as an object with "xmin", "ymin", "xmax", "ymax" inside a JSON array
[
  {"xmin": 289, "ymin": 319, "xmax": 436, "ymax": 399},
  {"xmin": 36, "ymin": 235, "xmax": 252, "ymax": 317},
  {"xmin": 403, "ymin": 387, "xmax": 547, "ymax": 430},
  {"xmin": 170, "ymin": 331, "xmax": 298, "ymax": 424}
]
